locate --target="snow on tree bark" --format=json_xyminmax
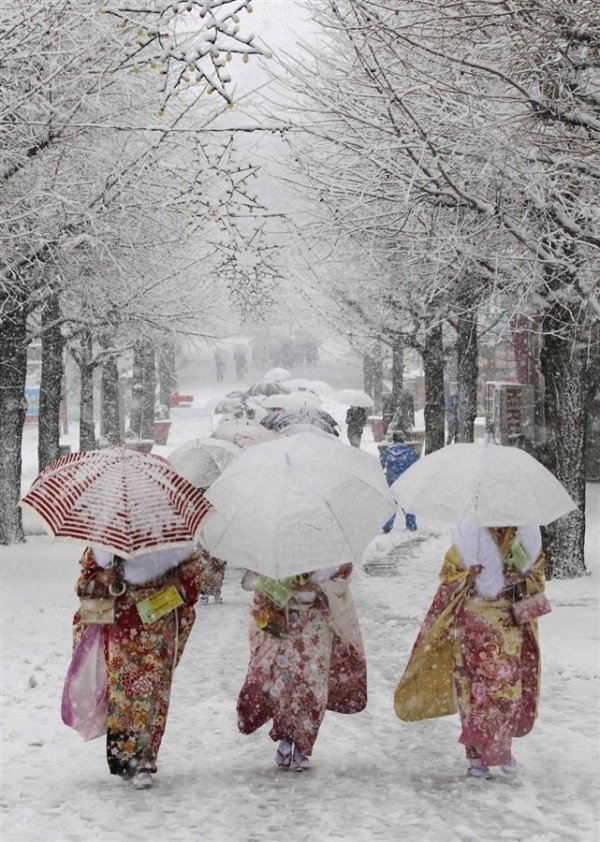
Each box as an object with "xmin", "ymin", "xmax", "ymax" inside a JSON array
[
  {"xmin": 38, "ymin": 292, "xmax": 64, "ymax": 472},
  {"xmin": 455, "ymin": 305, "xmax": 478, "ymax": 444},
  {"xmin": 0, "ymin": 293, "xmax": 27, "ymax": 544},
  {"xmin": 540, "ymin": 320, "xmax": 587, "ymax": 579},
  {"xmin": 422, "ymin": 324, "xmax": 445, "ymax": 454},
  {"xmin": 100, "ymin": 354, "xmax": 121, "ymax": 447}
]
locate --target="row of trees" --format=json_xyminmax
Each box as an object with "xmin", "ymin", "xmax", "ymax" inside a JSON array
[
  {"xmin": 0, "ymin": 0, "xmax": 277, "ymax": 543},
  {"xmin": 277, "ymin": 0, "xmax": 599, "ymax": 577}
]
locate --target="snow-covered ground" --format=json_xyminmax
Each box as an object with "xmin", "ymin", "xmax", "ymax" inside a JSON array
[{"xmin": 2, "ymin": 367, "xmax": 599, "ymax": 842}]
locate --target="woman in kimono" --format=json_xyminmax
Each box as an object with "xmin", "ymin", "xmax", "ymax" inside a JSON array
[
  {"xmin": 237, "ymin": 563, "xmax": 367, "ymax": 771},
  {"xmin": 395, "ymin": 521, "xmax": 548, "ymax": 778},
  {"xmin": 71, "ymin": 545, "xmax": 205, "ymax": 789}
]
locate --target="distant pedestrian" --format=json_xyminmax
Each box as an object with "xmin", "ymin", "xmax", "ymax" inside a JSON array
[
  {"xmin": 379, "ymin": 432, "xmax": 418, "ymax": 531},
  {"xmin": 214, "ymin": 348, "xmax": 226, "ymax": 382},
  {"xmin": 446, "ymin": 393, "xmax": 458, "ymax": 445},
  {"xmin": 346, "ymin": 405, "xmax": 368, "ymax": 448},
  {"xmin": 234, "ymin": 347, "xmax": 247, "ymax": 381},
  {"xmin": 382, "ymin": 393, "xmax": 394, "ymax": 437}
]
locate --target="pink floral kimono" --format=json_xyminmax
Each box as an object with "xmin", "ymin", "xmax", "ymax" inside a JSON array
[
  {"xmin": 237, "ymin": 564, "xmax": 367, "ymax": 757},
  {"xmin": 72, "ymin": 548, "xmax": 205, "ymax": 778},
  {"xmin": 395, "ymin": 523, "xmax": 546, "ymax": 768}
]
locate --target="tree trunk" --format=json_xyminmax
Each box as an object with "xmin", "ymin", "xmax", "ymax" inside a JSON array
[
  {"xmin": 38, "ymin": 292, "xmax": 64, "ymax": 472},
  {"xmin": 455, "ymin": 310, "xmax": 478, "ymax": 443},
  {"xmin": 539, "ymin": 327, "xmax": 587, "ymax": 578},
  {"xmin": 158, "ymin": 340, "xmax": 176, "ymax": 413},
  {"xmin": 391, "ymin": 337, "xmax": 404, "ymax": 414},
  {"xmin": 422, "ymin": 323, "xmax": 446, "ymax": 454},
  {"xmin": 371, "ymin": 344, "xmax": 383, "ymax": 414},
  {"xmin": 363, "ymin": 354, "xmax": 374, "ymax": 397},
  {"xmin": 584, "ymin": 339, "xmax": 600, "ymax": 482},
  {"xmin": 101, "ymin": 355, "xmax": 121, "ymax": 446},
  {"xmin": 0, "ymin": 294, "xmax": 28, "ymax": 544},
  {"xmin": 130, "ymin": 340, "xmax": 156, "ymax": 440},
  {"xmin": 78, "ymin": 331, "xmax": 96, "ymax": 451}
]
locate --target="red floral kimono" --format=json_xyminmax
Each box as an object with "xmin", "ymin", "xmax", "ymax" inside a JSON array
[
  {"xmin": 73, "ymin": 549, "xmax": 204, "ymax": 777},
  {"xmin": 237, "ymin": 565, "xmax": 367, "ymax": 756},
  {"xmin": 395, "ymin": 525, "xmax": 545, "ymax": 767}
]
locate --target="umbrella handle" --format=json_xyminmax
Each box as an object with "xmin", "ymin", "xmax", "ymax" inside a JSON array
[{"xmin": 109, "ymin": 582, "xmax": 126, "ymax": 597}]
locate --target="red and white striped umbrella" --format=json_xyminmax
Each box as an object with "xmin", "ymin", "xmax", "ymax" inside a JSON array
[{"xmin": 20, "ymin": 448, "xmax": 212, "ymax": 558}]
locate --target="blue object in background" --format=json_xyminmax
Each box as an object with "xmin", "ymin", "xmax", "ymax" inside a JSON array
[
  {"xmin": 25, "ymin": 386, "xmax": 40, "ymax": 418},
  {"xmin": 379, "ymin": 441, "xmax": 419, "ymax": 532}
]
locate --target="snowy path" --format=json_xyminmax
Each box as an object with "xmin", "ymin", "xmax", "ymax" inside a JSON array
[
  {"xmin": 2, "ymin": 527, "xmax": 598, "ymax": 842},
  {"xmin": 2, "ymin": 371, "xmax": 599, "ymax": 842}
]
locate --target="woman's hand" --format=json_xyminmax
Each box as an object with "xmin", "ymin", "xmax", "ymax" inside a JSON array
[
  {"xmin": 466, "ymin": 564, "xmax": 483, "ymax": 585},
  {"xmin": 95, "ymin": 567, "xmax": 121, "ymax": 587}
]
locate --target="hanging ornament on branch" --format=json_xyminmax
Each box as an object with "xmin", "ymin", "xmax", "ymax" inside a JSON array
[{"xmin": 106, "ymin": 0, "xmax": 270, "ymax": 109}]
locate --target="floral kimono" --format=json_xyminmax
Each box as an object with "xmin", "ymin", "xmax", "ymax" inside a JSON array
[
  {"xmin": 237, "ymin": 564, "xmax": 367, "ymax": 757},
  {"xmin": 73, "ymin": 548, "xmax": 205, "ymax": 777},
  {"xmin": 395, "ymin": 522, "xmax": 545, "ymax": 767}
]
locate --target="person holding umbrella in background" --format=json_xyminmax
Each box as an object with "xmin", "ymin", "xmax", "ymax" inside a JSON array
[
  {"xmin": 379, "ymin": 431, "xmax": 419, "ymax": 532},
  {"xmin": 339, "ymin": 389, "xmax": 374, "ymax": 448}
]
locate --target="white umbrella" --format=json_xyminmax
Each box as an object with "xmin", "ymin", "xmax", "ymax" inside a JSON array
[
  {"xmin": 284, "ymin": 379, "xmax": 332, "ymax": 395},
  {"xmin": 264, "ymin": 367, "xmax": 290, "ymax": 381},
  {"xmin": 212, "ymin": 419, "xmax": 264, "ymax": 442},
  {"xmin": 391, "ymin": 442, "xmax": 577, "ymax": 526},
  {"xmin": 279, "ymin": 423, "xmax": 334, "ymax": 439},
  {"xmin": 338, "ymin": 389, "xmax": 374, "ymax": 408},
  {"xmin": 168, "ymin": 437, "xmax": 241, "ymax": 489},
  {"xmin": 199, "ymin": 433, "xmax": 395, "ymax": 579},
  {"xmin": 261, "ymin": 392, "xmax": 323, "ymax": 410}
]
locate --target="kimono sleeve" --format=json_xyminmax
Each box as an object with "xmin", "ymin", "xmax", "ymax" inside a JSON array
[
  {"xmin": 75, "ymin": 549, "xmax": 110, "ymax": 598},
  {"xmin": 176, "ymin": 552, "xmax": 205, "ymax": 605}
]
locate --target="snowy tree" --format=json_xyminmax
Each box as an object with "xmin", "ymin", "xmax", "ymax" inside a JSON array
[
  {"xmin": 275, "ymin": 0, "xmax": 599, "ymax": 575},
  {"xmin": 0, "ymin": 0, "xmax": 273, "ymax": 542}
]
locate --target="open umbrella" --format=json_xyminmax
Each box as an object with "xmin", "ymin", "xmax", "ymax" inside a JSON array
[
  {"xmin": 284, "ymin": 379, "xmax": 332, "ymax": 395},
  {"xmin": 247, "ymin": 381, "xmax": 291, "ymax": 397},
  {"xmin": 278, "ymin": 423, "xmax": 335, "ymax": 439},
  {"xmin": 391, "ymin": 442, "xmax": 577, "ymax": 526},
  {"xmin": 264, "ymin": 367, "xmax": 290, "ymax": 381},
  {"xmin": 262, "ymin": 407, "xmax": 339, "ymax": 436},
  {"xmin": 168, "ymin": 437, "xmax": 241, "ymax": 489},
  {"xmin": 338, "ymin": 389, "xmax": 374, "ymax": 408},
  {"xmin": 261, "ymin": 392, "xmax": 323, "ymax": 410},
  {"xmin": 199, "ymin": 433, "xmax": 395, "ymax": 579},
  {"xmin": 19, "ymin": 448, "xmax": 212, "ymax": 558}
]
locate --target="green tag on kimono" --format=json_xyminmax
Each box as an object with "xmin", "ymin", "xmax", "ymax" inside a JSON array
[
  {"xmin": 508, "ymin": 539, "xmax": 531, "ymax": 572},
  {"xmin": 136, "ymin": 586, "xmax": 183, "ymax": 624},
  {"xmin": 257, "ymin": 575, "xmax": 295, "ymax": 608}
]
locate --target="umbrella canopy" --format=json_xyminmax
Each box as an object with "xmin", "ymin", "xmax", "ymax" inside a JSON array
[
  {"xmin": 264, "ymin": 367, "xmax": 290, "ymax": 381},
  {"xmin": 213, "ymin": 396, "xmax": 246, "ymax": 414},
  {"xmin": 278, "ymin": 423, "xmax": 334, "ymax": 439},
  {"xmin": 19, "ymin": 448, "xmax": 212, "ymax": 558},
  {"xmin": 199, "ymin": 433, "xmax": 395, "ymax": 579},
  {"xmin": 168, "ymin": 437, "xmax": 241, "ymax": 489},
  {"xmin": 284, "ymin": 379, "xmax": 332, "ymax": 395},
  {"xmin": 261, "ymin": 392, "xmax": 323, "ymax": 410},
  {"xmin": 391, "ymin": 442, "xmax": 577, "ymax": 526},
  {"xmin": 338, "ymin": 389, "xmax": 374, "ymax": 408},
  {"xmin": 233, "ymin": 427, "xmax": 281, "ymax": 449},
  {"xmin": 262, "ymin": 407, "xmax": 339, "ymax": 436},
  {"xmin": 213, "ymin": 419, "xmax": 277, "ymax": 444},
  {"xmin": 247, "ymin": 381, "xmax": 291, "ymax": 397}
]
